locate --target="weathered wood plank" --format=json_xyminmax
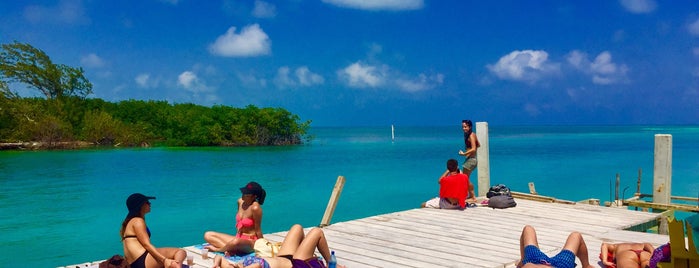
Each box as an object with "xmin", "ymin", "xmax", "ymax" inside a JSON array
[{"xmin": 64, "ymin": 198, "xmax": 671, "ymax": 268}]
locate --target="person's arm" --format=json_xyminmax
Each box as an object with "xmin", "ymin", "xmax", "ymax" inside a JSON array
[
  {"xmin": 252, "ymin": 203, "xmax": 263, "ymax": 239},
  {"xmin": 133, "ymin": 218, "xmax": 173, "ymax": 266},
  {"xmin": 439, "ymin": 170, "xmax": 449, "ymax": 182},
  {"xmin": 600, "ymin": 243, "xmax": 615, "ymax": 267}
]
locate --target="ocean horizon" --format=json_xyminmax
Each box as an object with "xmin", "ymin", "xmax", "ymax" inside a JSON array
[{"xmin": 0, "ymin": 124, "xmax": 697, "ymax": 267}]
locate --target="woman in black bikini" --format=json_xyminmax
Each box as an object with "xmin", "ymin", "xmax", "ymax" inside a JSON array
[{"xmin": 121, "ymin": 193, "xmax": 186, "ymax": 268}]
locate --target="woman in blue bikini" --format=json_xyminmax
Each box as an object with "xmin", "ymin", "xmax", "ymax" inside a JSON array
[
  {"xmin": 211, "ymin": 224, "xmax": 345, "ymax": 268},
  {"xmin": 121, "ymin": 193, "xmax": 186, "ymax": 268}
]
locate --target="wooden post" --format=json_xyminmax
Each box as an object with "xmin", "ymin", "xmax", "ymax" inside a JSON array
[
  {"xmin": 475, "ymin": 122, "xmax": 490, "ymax": 197},
  {"xmin": 528, "ymin": 182, "xmax": 538, "ymax": 195},
  {"xmin": 636, "ymin": 168, "xmax": 642, "ymax": 196},
  {"xmin": 319, "ymin": 176, "xmax": 345, "ymax": 227},
  {"xmin": 615, "ymin": 173, "xmax": 620, "ymax": 202},
  {"xmin": 652, "ymin": 134, "xmax": 672, "ymax": 207}
]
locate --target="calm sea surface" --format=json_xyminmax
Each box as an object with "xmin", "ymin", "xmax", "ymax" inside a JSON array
[{"xmin": 1, "ymin": 125, "xmax": 698, "ymax": 267}]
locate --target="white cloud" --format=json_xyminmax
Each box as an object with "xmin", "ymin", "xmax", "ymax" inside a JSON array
[
  {"xmin": 689, "ymin": 18, "xmax": 699, "ymax": 36},
  {"xmin": 619, "ymin": 0, "xmax": 656, "ymax": 14},
  {"xmin": 178, "ymin": 71, "xmax": 214, "ymax": 92},
  {"xmin": 135, "ymin": 73, "xmax": 151, "ymax": 88},
  {"xmin": 209, "ymin": 24, "xmax": 271, "ymax": 57},
  {"xmin": 80, "ymin": 53, "xmax": 105, "ymax": 68},
  {"xmin": 322, "ymin": 0, "xmax": 423, "ymax": 11},
  {"xmin": 487, "ymin": 50, "xmax": 560, "ymax": 83},
  {"xmin": 237, "ymin": 72, "xmax": 268, "ymax": 88},
  {"xmin": 178, "ymin": 71, "xmax": 197, "ymax": 89},
  {"xmin": 176, "ymin": 71, "xmax": 218, "ymax": 104},
  {"xmin": 273, "ymin": 66, "xmax": 324, "ymax": 88},
  {"xmin": 24, "ymin": 0, "xmax": 89, "ymax": 24},
  {"xmin": 295, "ymin": 66, "xmax": 324, "ymax": 86},
  {"xmin": 338, "ymin": 62, "xmax": 387, "ymax": 88},
  {"xmin": 338, "ymin": 61, "xmax": 443, "ymax": 92},
  {"xmin": 252, "ymin": 0, "xmax": 276, "ymax": 18},
  {"xmin": 567, "ymin": 50, "xmax": 629, "ymax": 85},
  {"xmin": 395, "ymin": 73, "xmax": 444, "ymax": 92},
  {"xmin": 135, "ymin": 73, "xmax": 165, "ymax": 88}
]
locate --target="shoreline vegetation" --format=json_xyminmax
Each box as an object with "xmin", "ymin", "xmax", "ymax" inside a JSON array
[
  {"xmin": 1, "ymin": 41, "xmax": 311, "ymax": 150},
  {"xmin": 0, "ymin": 97, "xmax": 312, "ymax": 150}
]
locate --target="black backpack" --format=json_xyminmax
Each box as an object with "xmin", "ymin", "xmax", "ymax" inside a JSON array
[
  {"xmin": 486, "ymin": 184, "xmax": 512, "ymax": 198},
  {"xmin": 488, "ymin": 195, "xmax": 517, "ymax": 209}
]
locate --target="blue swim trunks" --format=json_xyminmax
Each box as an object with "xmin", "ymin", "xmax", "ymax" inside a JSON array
[{"xmin": 521, "ymin": 245, "xmax": 576, "ymax": 268}]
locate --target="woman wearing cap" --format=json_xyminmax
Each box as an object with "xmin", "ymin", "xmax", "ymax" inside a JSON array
[
  {"xmin": 204, "ymin": 181, "xmax": 266, "ymax": 255},
  {"xmin": 121, "ymin": 193, "xmax": 186, "ymax": 268}
]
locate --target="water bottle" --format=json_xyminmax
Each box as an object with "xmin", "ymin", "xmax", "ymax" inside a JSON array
[{"xmin": 328, "ymin": 250, "xmax": 337, "ymax": 268}]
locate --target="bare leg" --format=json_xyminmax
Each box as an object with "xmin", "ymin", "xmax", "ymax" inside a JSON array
[
  {"xmin": 293, "ymin": 228, "xmax": 331, "ymax": 263},
  {"xmin": 219, "ymin": 237, "xmax": 254, "ymax": 255},
  {"xmin": 561, "ymin": 232, "xmax": 594, "ymax": 268},
  {"xmin": 462, "ymin": 168, "xmax": 472, "ymax": 176},
  {"xmin": 277, "ymin": 224, "xmax": 305, "ymax": 256},
  {"xmin": 143, "ymin": 247, "xmax": 185, "ymax": 268},
  {"xmin": 204, "ymin": 231, "xmax": 236, "ymax": 251},
  {"xmin": 517, "ymin": 225, "xmax": 539, "ymax": 268}
]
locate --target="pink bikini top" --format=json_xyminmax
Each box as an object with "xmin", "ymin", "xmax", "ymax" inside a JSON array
[{"xmin": 236, "ymin": 214, "xmax": 255, "ymax": 230}]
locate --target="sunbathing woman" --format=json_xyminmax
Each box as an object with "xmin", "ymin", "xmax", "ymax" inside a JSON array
[
  {"xmin": 121, "ymin": 193, "xmax": 186, "ymax": 268},
  {"xmin": 205, "ymin": 181, "xmax": 266, "ymax": 255},
  {"xmin": 600, "ymin": 242, "xmax": 654, "ymax": 268},
  {"xmin": 211, "ymin": 224, "xmax": 346, "ymax": 268}
]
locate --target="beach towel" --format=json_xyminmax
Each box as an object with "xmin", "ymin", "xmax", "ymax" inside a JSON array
[
  {"xmin": 195, "ymin": 244, "xmax": 256, "ymax": 262},
  {"xmin": 649, "ymin": 243, "xmax": 671, "ymax": 268}
]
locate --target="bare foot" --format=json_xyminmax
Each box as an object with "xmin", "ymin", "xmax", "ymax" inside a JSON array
[{"xmin": 205, "ymin": 244, "xmax": 221, "ymax": 252}]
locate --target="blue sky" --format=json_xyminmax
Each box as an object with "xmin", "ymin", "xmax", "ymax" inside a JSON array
[{"xmin": 1, "ymin": 0, "xmax": 698, "ymax": 126}]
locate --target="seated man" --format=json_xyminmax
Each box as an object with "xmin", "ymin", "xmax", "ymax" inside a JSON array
[
  {"xmin": 517, "ymin": 225, "xmax": 594, "ymax": 268},
  {"xmin": 601, "ymin": 242, "xmax": 654, "ymax": 268},
  {"xmin": 421, "ymin": 158, "xmax": 475, "ymax": 209}
]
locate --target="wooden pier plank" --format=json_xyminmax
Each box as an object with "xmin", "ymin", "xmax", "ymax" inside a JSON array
[{"xmin": 63, "ymin": 198, "xmax": 670, "ymax": 268}]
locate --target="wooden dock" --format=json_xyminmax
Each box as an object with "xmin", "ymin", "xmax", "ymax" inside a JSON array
[
  {"xmin": 295, "ymin": 199, "xmax": 668, "ymax": 268},
  {"xmin": 63, "ymin": 198, "xmax": 669, "ymax": 268}
]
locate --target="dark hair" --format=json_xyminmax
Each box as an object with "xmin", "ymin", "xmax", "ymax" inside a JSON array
[
  {"xmin": 120, "ymin": 193, "xmax": 154, "ymax": 237},
  {"xmin": 461, "ymin": 119, "xmax": 473, "ymax": 127},
  {"xmin": 447, "ymin": 159, "xmax": 459, "ymax": 172},
  {"xmin": 120, "ymin": 215, "xmax": 140, "ymax": 238},
  {"xmin": 240, "ymin": 181, "xmax": 267, "ymax": 205}
]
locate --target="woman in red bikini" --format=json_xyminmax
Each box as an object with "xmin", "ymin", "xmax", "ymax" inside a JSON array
[
  {"xmin": 204, "ymin": 181, "xmax": 267, "ymax": 255},
  {"xmin": 600, "ymin": 242, "xmax": 654, "ymax": 268}
]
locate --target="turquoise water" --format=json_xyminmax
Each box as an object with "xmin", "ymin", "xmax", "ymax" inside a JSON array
[{"xmin": 0, "ymin": 125, "xmax": 698, "ymax": 267}]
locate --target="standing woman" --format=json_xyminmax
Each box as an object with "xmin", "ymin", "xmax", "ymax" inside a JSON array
[
  {"xmin": 204, "ymin": 181, "xmax": 266, "ymax": 255},
  {"xmin": 458, "ymin": 119, "xmax": 479, "ymax": 176},
  {"xmin": 121, "ymin": 193, "xmax": 186, "ymax": 268}
]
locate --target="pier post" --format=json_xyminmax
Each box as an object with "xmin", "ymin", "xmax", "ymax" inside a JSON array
[
  {"xmin": 476, "ymin": 122, "xmax": 490, "ymax": 197},
  {"xmin": 320, "ymin": 176, "xmax": 345, "ymax": 227},
  {"xmin": 652, "ymin": 134, "xmax": 672, "ymax": 208}
]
